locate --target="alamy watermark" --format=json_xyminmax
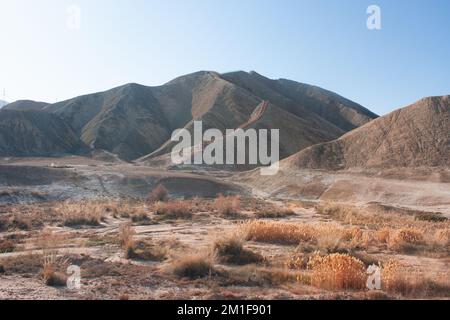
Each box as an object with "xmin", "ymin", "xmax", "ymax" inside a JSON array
[
  {"xmin": 367, "ymin": 5, "xmax": 382, "ymax": 30},
  {"xmin": 170, "ymin": 120, "xmax": 280, "ymax": 176},
  {"xmin": 66, "ymin": 5, "xmax": 82, "ymax": 31}
]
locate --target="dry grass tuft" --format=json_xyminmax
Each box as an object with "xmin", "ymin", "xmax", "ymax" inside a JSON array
[
  {"xmin": 42, "ymin": 254, "xmax": 69, "ymax": 287},
  {"xmin": 307, "ymin": 253, "xmax": 366, "ymax": 290},
  {"xmin": 254, "ymin": 206, "xmax": 296, "ymax": 219},
  {"xmin": 0, "ymin": 238, "xmax": 15, "ymax": 253},
  {"xmin": 172, "ymin": 252, "xmax": 215, "ymax": 279},
  {"xmin": 214, "ymin": 233, "xmax": 264, "ymax": 265},
  {"xmin": 148, "ymin": 184, "xmax": 169, "ymax": 203},
  {"xmin": 388, "ymin": 228, "xmax": 424, "ymax": 251},
  {"xmin": 154, "ymin": 201, "xmax": 193, "ymax": 220},
  {"xmin": 56, "ymin": 202, "xmax": 105, "ymax": 227},
  {"xmin": 381, "ymin": 260, "xmax": 450, "ymax": 297},
  {"xmin": 241, "ymin": 220, "xmax": 317, "ymax": 245},
  {"xmin": 215, "ymin": 195, "xmax": 241, "ymax": 217},
  {"xmin": 118, "ymin": 223, "xmax": 166, "ymax": 261},
  {"xmin": 119, "ymin": 222, "xmax": 135, "ymax": 253}
]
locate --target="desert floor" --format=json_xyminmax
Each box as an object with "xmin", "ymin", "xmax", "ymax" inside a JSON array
[{"xmin": 0, "ymin": 157, "xmax": 449, "ymax": 300}]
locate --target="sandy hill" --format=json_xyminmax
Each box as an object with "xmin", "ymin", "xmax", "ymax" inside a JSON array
[
  {"xmin": 0, "ymin": 110, "xmax": 88, "ymax": 157},
  {"xmin": 4, "ymin": 100, "xmax": 49, "ymax": 111},
  {"xmin": 283, "ymin": 95, "xmax": 450, "ymax": 170}
]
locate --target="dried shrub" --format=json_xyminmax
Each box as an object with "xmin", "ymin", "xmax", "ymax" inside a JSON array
[
  {"xmin": 148, "ymin": 185, "xmax": 169, "ymax": 203},
  {"xmin": 307, "ymin": 253, "xmax": 366, "ymax": 290},
  {"xmin": 56, "ymin": 202, "xmax": 105, "ymax": 227},
  {"xmin": 380, "ymin": 260, "xmax": 450, "ymax": 297},
  {"xmin": 214, "ymin": 234, "xmax": 264, "ymax": 265},
  {"xmin": 434, "ymin": 229, "xmax": 450, "ymax": 246},
  {"xmin": 254, "ymin": 207, "xmax": 295, "ymax": 219},
  {"xmin": 415, "ymin": 213, "xmax": 447, "ymax": 223},
  {"xmin": 118, "ymin": 222, "xmax": 135, "ymax": 254},
  {"xmin": 242, "ymin": 221, "xmax": 317, "ymax": 245},
  {"xmin": 388, "ymin": 228, "xmax": 424, "ymax": 251},
  {"xmin": 0, "ymin": 239, "xmax": 15, "ymax": 253},
  {"xmin": 172, "ymin": 252, "xmax": 215, "ymax": 279},
  {"xmin": 215, "ymin": 195, "xmax": 241, "ymax": 217},
  {"xmin": 126, "ymin": 240, "xmax": 167, "ymax": 261},
  {"xmin": 154, "ymin": 201, "xmax": 193, "ymax": 220},
  {"xmin": 42, "ymin": 253, "xmax": 69, "ymax": 287}
]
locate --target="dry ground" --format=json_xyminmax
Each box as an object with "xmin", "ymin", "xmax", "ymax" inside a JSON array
[{"xmin": 0, "ymin": 195, "xmax": 448, "ymax": 300}]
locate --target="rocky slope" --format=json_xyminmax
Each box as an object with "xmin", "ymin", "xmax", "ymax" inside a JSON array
[
  {"xmin": 0, "ymin": 110, "xmax": 87, "ymax": 157},
  {"xmin": 283, "ymin": 95, "xmax": 450, "ymax": 170}
]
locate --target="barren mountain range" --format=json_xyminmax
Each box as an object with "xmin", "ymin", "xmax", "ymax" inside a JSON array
[
  {"xmin": 0, "ymin": 71, "xmax": 377, "ymax": 161},
  {"xmin": 1, "ymin": 71, "xmax": 449, "ymax": 170}
]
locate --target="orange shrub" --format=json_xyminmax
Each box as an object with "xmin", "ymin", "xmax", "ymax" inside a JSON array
[
  {"xmin": 307, "ymin": 253, "xmax": 366, "ymax": 290},
  {"xmin": 242, "ymin": 221, "xmax": 317, "ymax": 245}
]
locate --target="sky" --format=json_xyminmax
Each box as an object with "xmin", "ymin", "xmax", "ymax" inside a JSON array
[{"xmin": 0, "ymin": 0, "xmax": 449, "ymax": 115}]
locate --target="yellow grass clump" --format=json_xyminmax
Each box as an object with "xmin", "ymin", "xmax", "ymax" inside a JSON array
[
  {"xmin": 388, "ymin": 228, "xmax": 425, "ymax": 251},
  {"xmin": 56, "ymin": 202, "xmax": 105, "ymax": 227},
  {"xmin": 241, "ymin": 220, "xmax": 317, "ymax": 245},
  {"xmin": 307, "ymin": 253, "xmax": 366, "ymax": 290}
]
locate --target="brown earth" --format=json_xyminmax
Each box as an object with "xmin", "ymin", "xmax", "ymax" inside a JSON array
[{"xmin": 283, "ymin": 95, "xmax": 450, "ymax": 170}]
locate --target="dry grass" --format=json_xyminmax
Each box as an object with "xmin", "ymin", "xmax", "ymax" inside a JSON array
[
  {"xmin": 388, "ymin": 228, "xmax": 425, "ymax": 251},
  {"xmin": 254, "ymin": 206, "xmax": 296, "ymax": 219},
  {"xmin": 381, "ymin": 260, "xmax": 450, "ymax": 298},
  {"xmin": 172, "ymin": 252, "xmax": 216, "ymax": 279},
  {"xmin": 148, "ymin": 184, "xmax": 169, "ymax": 203},
  {"xmin": 126, "ymin": 240, "xmax": 167, "ymax": 261},
  {"xmin": 56, "ymin": 201, "xmax": 105, "ymax": 227},
  {"xmin": 241, "ymin": 220, "xmax": 317, "ymax": 245},
  {"xmin": 0, "ymin": 238, "xmax": 15, "ymax": 253},
  {"xmin": 307, "ymin": 253, "xmax": 367, "ymax": 290},
  {"xmin": 118, "ymin": 222, "xmax": 135, "ymax": 254},
  {"xmin": 215, "ymin": 195, "xmax": 241, "ymax": 217},
  {"xmin": 118, "ymin": 223, "xmax": 166, "ymax": 261},
  {"xmin": 42, "ymin": 253, "xmax": 69, "ymax": 287},
  {"xmin": 213, "ymin": 233, "xmax": 264, "ymax": 265},
  {"xmin": 154, "ymin": 201, "xmax": 193, "ymax": 220}
]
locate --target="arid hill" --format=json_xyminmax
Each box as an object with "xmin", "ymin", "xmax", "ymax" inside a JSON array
[
  {"xmin": 0, "ymin": 71, "xmax": 376, "ymax": 160},
  {"xmin": 283, "ymin": 95, "xmax": 450, "ymax": 170},
  {"xmin": 138, "ymin": 71, "xmax": 376, "ymax": 161},
  {"xmin": 0, "ymin": 110, "xmax": 87, "ymax": 157},
  {"xmin": 3, "ymin": 100, "xmax": 49, "ymax": 111}
]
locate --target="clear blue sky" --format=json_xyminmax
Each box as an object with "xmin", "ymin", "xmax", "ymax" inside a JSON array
[{"xmin": 1, "ymin": 0, "xmax": 449, "ymax": 115}]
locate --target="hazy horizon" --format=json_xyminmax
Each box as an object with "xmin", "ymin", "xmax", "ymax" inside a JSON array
[{"xmin": 1, "ymin": 0, "xmax": 450, "ymax": 115}]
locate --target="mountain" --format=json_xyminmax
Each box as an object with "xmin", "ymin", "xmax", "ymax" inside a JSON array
[
  {"xmin": 138, "ymin": 71, "xmax": 376, "ymax": 162},
  {"xmin": 0, "ymin": 100, "xmax": 8, "ymax": 108},
  {"xmin": 282, "ymin": 95, "xmax": 450, "ymax": 170},
  {"xmin": 3, "ymin": 100, "xmax": 49, "ymax": 111},
  {"xmin": 0, "ymin": 71, "xmax": 377, "ymax": 160},
  {"xmin": 0, "ymin": 110, "xmax": 87, "ymax": 157}
]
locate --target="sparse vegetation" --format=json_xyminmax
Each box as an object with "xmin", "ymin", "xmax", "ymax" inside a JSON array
[
  {"xmin": 254, "ymin": 206, "xmax": 296, "ymax": 219},
  {"xmin": 214, "ymin": 234, "xmax": 264, "ymax": 265},
  {"xmin": 154, "ymin": 201, "xmax": 193, "ymax": 220},
  {"xmin": 215, "ymin": 195, "xmax": 241, "ymax": 217},
  {"xmin": 56, "ymin": 202, "xmax": 105, "ymax": 227},
  {"xmin": 172, "ymin": 252, "xmax": 215, "ymax": 279},
  {"xmin": 308, "ymin": 253, "xmax": 367, "ymax": 290},
  {"xmin": 242, "ymin": 220, "xmax": 317, "ymax": 245},
  {"xmin": 148, "ymin": 184, "xmax": 169, "ymax": 203}
]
